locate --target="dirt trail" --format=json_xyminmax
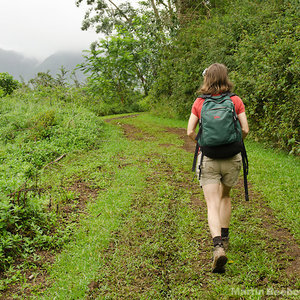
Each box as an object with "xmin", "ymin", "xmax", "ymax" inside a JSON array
[
  {"xmin": 87, "ymin": 121, "xmax": 212, "ymax": 298},
  {"xmin": 117, "ymin": 119, "xmax": 300, "ymax": 285}
]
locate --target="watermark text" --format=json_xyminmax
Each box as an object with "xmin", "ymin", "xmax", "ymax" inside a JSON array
[{"xmin": 231, "ymin": 287, "xmax": 299, "ymax": 297}]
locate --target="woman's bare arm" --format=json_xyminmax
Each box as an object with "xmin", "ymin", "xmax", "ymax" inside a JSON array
[
  {"xmin": 237, "ymin": 112, "xmax": 249, "ymax": 139},
  {"xmin": 187, "ymin": 113, "xmax": 199, "ymax": 143}
]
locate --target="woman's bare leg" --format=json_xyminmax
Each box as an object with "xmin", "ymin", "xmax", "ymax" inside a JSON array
[
  {"xmin": 219, "ymin": 183, "xmax": 232, "ymax": 228},
  {"xmin": 202, "ymin": 183, "xmax": 222, "ymax": 238},
  {"xmin": 203, "ymin": 183, "xmax": 228, "ymax": 273}
]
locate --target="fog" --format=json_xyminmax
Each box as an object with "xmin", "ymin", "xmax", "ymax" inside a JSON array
[{"xmin": 0, "ymin": 0, "xmax": 100, "ymax": 60}]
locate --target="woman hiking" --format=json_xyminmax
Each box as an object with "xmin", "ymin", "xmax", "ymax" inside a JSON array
[{"xmin": 187, "ymin": 63, "xmax": 249, "ymax": 273}]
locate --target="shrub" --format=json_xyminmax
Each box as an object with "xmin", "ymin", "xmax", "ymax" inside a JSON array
[
  {"xmin": 0, "ymin": 73, "xmax": 20, "ymax": 96},
  {"xmin": 0, "ymin": 87, "xmax": 105, "ymax": 272},
  {"xmin": 28, "ymin": 110, "xmax": 57, "ymax": 140}
]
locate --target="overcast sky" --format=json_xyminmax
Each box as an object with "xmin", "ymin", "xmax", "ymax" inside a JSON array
[{"xmin": 0, "ymin": 0, "xmax": 135, "ymax": 61}]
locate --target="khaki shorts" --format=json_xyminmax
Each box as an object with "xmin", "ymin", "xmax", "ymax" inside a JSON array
[{"xmin": 196, "ymin": 153, "xmax": 242, "ymax": 187}]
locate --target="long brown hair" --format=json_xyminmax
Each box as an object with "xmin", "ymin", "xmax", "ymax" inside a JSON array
[{"xmin": 198, "ymin": 63, "xmax": 233, "ymax": 95}]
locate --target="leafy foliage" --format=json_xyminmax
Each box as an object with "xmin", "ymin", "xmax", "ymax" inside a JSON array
[
  {"xmin": 76, "ymin": 0, "xmax": 181, "ymax": 34},
  {"xmin": 76, "ymin": 1, "xmax": 224, "ymax": 116},
  {"xmin": 80, "ymin": 13, "xmax": 167, "ymax": 114},
  {"xmin": 0, "ymin": 73, "xmax": 20, "ymax": 96},
  {"xmin": 76, "ymin": 0, "xmax": 137, "ymax": 34},
  {"xmin": 148, "ymin": 0, "xmax": 299, "ymax": 153}
]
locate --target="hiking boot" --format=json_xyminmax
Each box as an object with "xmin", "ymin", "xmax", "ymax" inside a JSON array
[
  {"xmin": 212, "ymin": 245, "xmax": 227, "ymax": 273},
  {"xmin": 222, "ymin": 237, "xmax": 229, "ymax": 252}
]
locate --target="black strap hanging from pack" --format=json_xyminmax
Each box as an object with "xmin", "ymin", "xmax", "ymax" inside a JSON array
[
  {"xmin": 198, "ymin": 152, "xmax": 204, "ymax": 180},
  {"xmin": 241, "ymin": 141, "xmax": 249, "ymax": 201},
  {"xmin": 192, "ymin": 123, "xmax": 202, "ymax": 172},
  {"xmin": 192, "ymin": 143, "xmax": 200, "ymax": 172}
]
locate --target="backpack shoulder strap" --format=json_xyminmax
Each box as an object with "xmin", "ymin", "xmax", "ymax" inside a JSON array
[
  {"xmin": 199, "ymin": 93, "xmax": 236, "ymax": 100},
  {"xmin": 198, "ymin": 94, "xmax": 211, "ymax": 99}
]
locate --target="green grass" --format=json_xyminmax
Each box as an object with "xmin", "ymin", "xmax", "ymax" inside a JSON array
[
  {"xmin": 2, "ymin": 111, "xmax": 299, "ymax": 299},
  {"xmin": 245, "ymin": 140, "xmax": 300, "ymax": 241},
  {"xmin": 39, "ymin": 113, "xmax": 299, "ymax": 299},
  {"xmin": 0, "ymin": 91, "xmax": 105, "ymax": 292},
  {"xmin": 38, "ymin": 123, "xmax": 147, "ymax": 299}
]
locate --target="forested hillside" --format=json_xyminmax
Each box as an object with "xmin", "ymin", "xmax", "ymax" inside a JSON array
[
  {"xmin": 76, "ymin": 0, "xmax": 299, "ymax": 154},
  {"xmin": 148, "ymin": 0, "xmax": 299, "ymax": 154}
]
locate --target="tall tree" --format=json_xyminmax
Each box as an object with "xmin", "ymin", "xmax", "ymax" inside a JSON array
[
  {"xmin": 76, "ymin": 0, "xmax": 137, "ymax": 34},
  {"xmin": 81, "ymin": 14, "xmax": 166, "ymax": 98},
  {"xmin": 76, "ymin": 0, "xmax": 182, "ymax": 34}
]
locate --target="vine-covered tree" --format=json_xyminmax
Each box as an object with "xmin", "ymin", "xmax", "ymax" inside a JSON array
[
  {"xmin": 75, "ymin": 0, "xmax": 138, "ymax": 34},
  {"xmin": 75, "ymin": 0, "xmax": 212, "ymax": 33}
]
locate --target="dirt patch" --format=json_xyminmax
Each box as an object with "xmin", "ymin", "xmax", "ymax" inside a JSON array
[
  {"xmin": 119, "ymin": 123, "xmax": 145, "ymax": 140},
  {"xmin": 164, "ymin": 127, "xmax": 196, "ymax": 153},
  {"xmin": 62, "ymin": 179, "xmax": 100, "ymax": 214},
  {"xmin": 104, "ymin": 114, "xmax": 140, "ymax": 123},
  {"xmin": 107, "ymin": 120, "xmax": 154, "ymax": 142}
]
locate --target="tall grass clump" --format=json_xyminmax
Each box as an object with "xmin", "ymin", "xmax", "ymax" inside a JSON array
[{"xmin": 0, "ymin": 85, "xmax": 104, "ymax": 274}]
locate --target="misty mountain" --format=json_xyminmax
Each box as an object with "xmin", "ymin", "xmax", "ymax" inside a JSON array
[
  {"xmin": 0, "ymin": 49, "xmax": 38, "ymax": 80},
  {"xmin": 35, "ymin": 52, "xmax": 86, "ymax": 82},
  {"xmin": 0, "ymin": 48, "xmax": 87, "ymax": 83}
]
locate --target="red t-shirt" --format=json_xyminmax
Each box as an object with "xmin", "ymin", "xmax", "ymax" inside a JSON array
[{"xmin": 191, "ymin": 95, "xmax": 245, "ymax": 119}]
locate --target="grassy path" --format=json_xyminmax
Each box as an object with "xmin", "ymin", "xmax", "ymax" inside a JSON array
[
  {"xmin": 84, "ymin": 114, "xmax": 299, "ymax": 299},
  {"xmin": 2, "ymin": 113, "xmax": 299, "ymax": 299}
]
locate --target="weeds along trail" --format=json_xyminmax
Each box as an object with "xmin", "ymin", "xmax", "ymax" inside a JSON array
[{"xmin": 0, "ymin": 167, "xmax": 103, "ymax": 299}]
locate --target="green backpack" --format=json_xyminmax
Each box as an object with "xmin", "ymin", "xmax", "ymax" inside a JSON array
[
  {"xmin": 192, "ymin": 93, "xmax": 249, "ymax": 201},
  {"xmin": 198, "ymin": 93, "xmax": 242, "ymax": 151}
]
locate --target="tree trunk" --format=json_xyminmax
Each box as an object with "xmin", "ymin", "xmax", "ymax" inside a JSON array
[
  {"xmin": 149, "ymin": 0, "xmax": 161, "ymax": 23},
  {"xmin": 135, "ymin": 65, "xmax": 148, "ymax": 96}
]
